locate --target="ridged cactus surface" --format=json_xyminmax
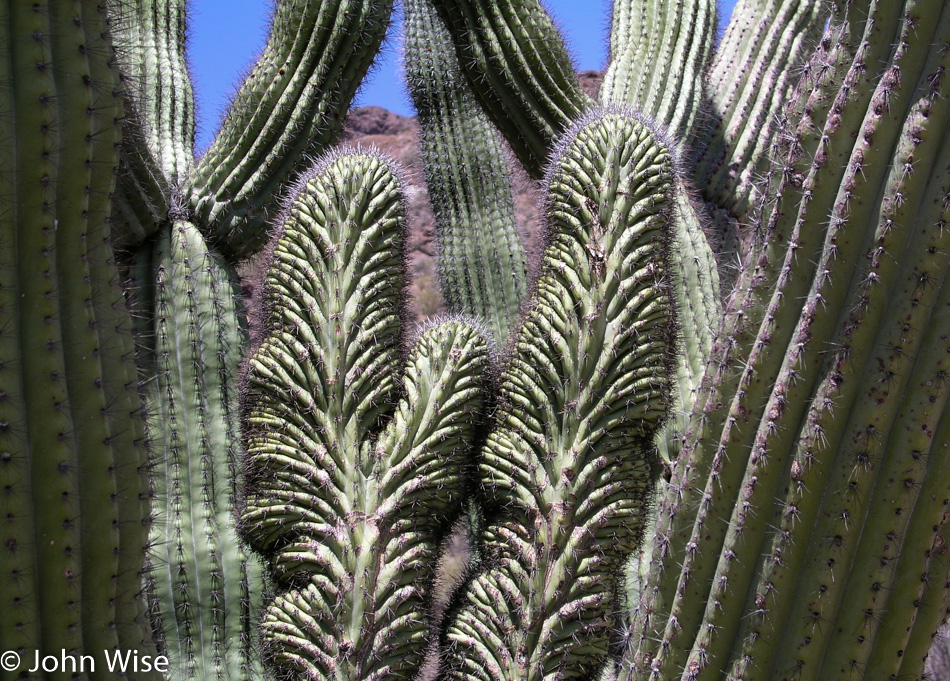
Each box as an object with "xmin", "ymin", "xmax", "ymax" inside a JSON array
[
  {"xmin": 441, "ymin": 109, "xmax": 677, "ymax": 680},
  {"xmin": 240, "ymin": 150, "xmax": 490, "ymax": 679},
  {"xmin": 429, "ymin": 0, "xmax": 593, "ymax": 177},
  {"xmin": 0, "ymin": 1, "xmax": 157, "ymax": 676},
  {"xmin": 6, "ymin": 0, "xmax": 950, "ymax": 679},
  {"xmin": 404, "ymin": 0, "xmax": 528, "ymax": 343},
  {"xmin": 623, "ymin": 1, "xmax": 950, "ymax": 679},
  {"xmin": 143, "ymin": 221, "xmax": 263, "ymax": 681}
]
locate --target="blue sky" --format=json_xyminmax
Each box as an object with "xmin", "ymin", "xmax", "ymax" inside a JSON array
[{"xmin": 189, "ymin": 1, "xmax": 740, "ymax": 151}]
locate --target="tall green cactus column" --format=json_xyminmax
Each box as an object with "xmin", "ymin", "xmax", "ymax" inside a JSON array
[
  {"xmin": 404, "ymin": 0, "xmax": 528, "ymax": 343},
  {"xmin": 239, "ymin": 149, "xmax": 491, "ymax": 679},
  {"xmin": 143, "ymin": 221, "xmax": 260, "ymax": 681},
  {"xmin": 440, "ymin": 109, "xmax": 678, "ymax": 680},
  {"xmin": 623, "ymin": 0, "xmax": 950, "ymax": 679},
  {"xmin": 0, "ymin": 1, "xmax": 157, "ymax": 678}
]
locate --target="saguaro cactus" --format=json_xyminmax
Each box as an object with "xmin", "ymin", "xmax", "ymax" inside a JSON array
[
  {"xmin": 6, "ymin": 0, "xmax": 950, "ymax": 680},
  {"xmin": 622, "ymin": 1, "xmax": 950, "ymax": 678},
  {"xmin": 240, "ymin": 149, "xmax": 491, "ymax": 679},
  {"xmin": 0, "ymin": 2, "xmax": 157, "ymax": 676}
]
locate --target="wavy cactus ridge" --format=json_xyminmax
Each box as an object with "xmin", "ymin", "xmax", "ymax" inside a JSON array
[
  {"xmin": 147, "ymin": 220, "xmax": 264, "ymax": 681},
  {"xmin": 240, "ymin": 149, "xmax": 491, "ymax": 679},
  {"xmin": 441, "ymin": 108, "xmax": 677, "ymax": 680},
  {"xmin": 188, "ymin": 0, "xmax": 395, "ymax": 257},
  {"xmin": 622, "ymin": 0, "xmax": 950, "ymax": 678},
  {"xmin": 404, "ymin": 0, "xmax": 528, "ymax": 343},
  {"xmin": 0, "ymin": 0, "xmax": 157, "ymax": 673}
]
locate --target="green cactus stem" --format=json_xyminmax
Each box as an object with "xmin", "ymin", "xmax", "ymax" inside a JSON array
[
  {"xmin": 429, "ymin": 0, "xmax": 593, "ymax": 178},
  {"xmin": 0, "ymin": 0, "xmax": 156, "ymax": 675},
  {"xmin": 240, "ymin": 149, "xmax": 490, "ymax": 679},
  {"xmin": 622, "ymin": 0, "xmax": 950, "ymax": 678},
  {"xmin": 600, "ymin": 0, "xmax": 717, "ymax": 149},
  {"xmin": 109, "ymin": 0, "xmax": 193, "ymax": 245},
  {"xmin": 404, "ymin": 0, "xmax": 528, "ymax": 343},
  {"xmin": 440, "ymin": 109, "xmax": 677, "ymax": 680},
  {"xmin": 188, "ymin": 0, "xmax": 395, "ymax": 257},
  {"xmin": 692, "ymin": 0, "xmax": 827, "ymax": 224},
  {"xmin": 145, "ymin": 221, "xmax": 264, "ymax": 681}
]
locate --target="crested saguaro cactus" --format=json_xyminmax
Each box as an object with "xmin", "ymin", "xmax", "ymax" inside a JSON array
[
  {"xmin": 240, "ymin": 148, "xmax": 491, "ymax": 679},
  {"xmin": 438, "ymin": 108, "xmax": 679, "ymax": 679},
  {"xmin": 6, "ymin": 0, "xmax": 950, "ymax": 680}
]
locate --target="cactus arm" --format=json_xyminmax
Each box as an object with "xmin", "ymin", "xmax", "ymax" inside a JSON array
[
  {"xmin": 404, "ymin": 0, "xmax": 528, "ymax": 343},
  {"xmin": 429, "ymin": 0, "xmax": 593, "ymax": 178},
  {"xmin": 188, "ymin": 0, "xmax": 394, "ymax": 258},
  {"xmin": 692, "ymin": 0, "xmax": 826, "ymax": 222},
  {"xmin": 108, "ymin": 0, "xmax": 192, "ymax": 245},
  {"xmin": 111, "ymin": 0, "xmax": 194, "ymax": 184},
  {"xmin": 263, "ymin": 321, "xmax": 489, "ymax": 679},
  {"xmin": 442, "ymin": 109, "xmax": 677, "ymax": 680},
  {"xmin": 241, "ymin": 150, "xmax": 489, "ymax": 678},
  {"xmin": 148, "ymin": 221, "xmax": 264, "ymax": 681},
  {"xmin": 241, "ymin": 149, "xmax": 408, "ymax": 650},
  {"xmin": 600, "ymin": 0, "xmax": 717, "ymax": 148},
  {"xmin": 598, "ymin": 0, "xmax": 722, "ymax": 463}
]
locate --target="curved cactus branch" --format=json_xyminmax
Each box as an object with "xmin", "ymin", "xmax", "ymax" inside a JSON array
[
  {"xmin": 429, "ymin": 0, "xmax": 593, "ymax": 178},
  {"xmin": 188, "ymin": 0, "xmax": 395, "ymax": 258}
]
